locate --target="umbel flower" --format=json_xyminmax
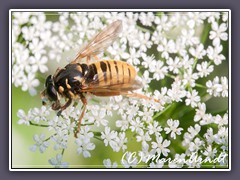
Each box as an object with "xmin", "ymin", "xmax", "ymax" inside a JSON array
[{"xmin": 13, "ymin": 11, "xmax": 229, "ymax": 169}]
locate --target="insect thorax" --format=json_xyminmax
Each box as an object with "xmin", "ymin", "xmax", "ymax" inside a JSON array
[{"xmin": 53, "ymin": 63, "xmax": 88, "ymax": 98}]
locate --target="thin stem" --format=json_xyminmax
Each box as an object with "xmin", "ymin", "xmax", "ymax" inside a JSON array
[
  {"xmin": 136, "ymin": 25, "xmax": 154, "ymax": 34},
  {"xmin": 61, "ymin": 149, "xmax": 65, "ymax": 156},
  {"xmin": 44, "ymin": 133, "xmax": 57, "ymax": 142},
  {"xmin": 81, "ymin": 123, "xmax": 95, "ymax": 126},
  {"xmin": 153, "ymin": 103, "xmax": 172, "ymax": 119},
  {"xmin": 201, "ymin": 22, "xmax": 211, "ymax": 45},
  {"xmin": 195, "ymin": 83, "xmax": 207, "ymax": 89},
  {"xmin": 165, "ymin": 73, "xmax": 176, "ymax": 79},
  {"xmin": 30, "ymin": 121, "xmax": 49, "ymax": 127},
  {"xmin": 94, "ymin": 136, "xmax": 102, "ymax": 141}
]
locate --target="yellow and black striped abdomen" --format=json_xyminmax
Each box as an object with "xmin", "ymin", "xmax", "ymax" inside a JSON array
[{"xmin": 86, "ymin": 60, "xmax": 137, "ymax": 87}]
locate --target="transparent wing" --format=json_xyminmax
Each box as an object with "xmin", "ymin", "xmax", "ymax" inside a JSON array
[
  {"xmin": 71, "ymin": 20, "xmax": 122, "ymax": 64},
  {"xmin": 81, "ymin": 73, "xmax": 142, "ymax": 93}
]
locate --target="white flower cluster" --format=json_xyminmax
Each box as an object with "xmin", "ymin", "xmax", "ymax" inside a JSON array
[{"xmin": 14, "ymin": 11, "xmax": 229, "ymax": 168}]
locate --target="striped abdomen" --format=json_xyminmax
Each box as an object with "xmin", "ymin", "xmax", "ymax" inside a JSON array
[{"xmin": 85, "ymin": 60, "xmax": 137, "ymax": 87}]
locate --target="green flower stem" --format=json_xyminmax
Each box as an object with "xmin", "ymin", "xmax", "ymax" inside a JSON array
[
  {"xmin": 136, "ymin": 25, "xmax": 154, "ymax": 34},
  {"xmin": 30, "ymin": 121, "xmax": 49, "ymax": 127},
  {"xmin": 192, "ymin": 57, "xmax": 198, "ymax": 70},
  {"xmin": 201, "ymin": 22, "xmax": 211, "ymax": 45},
  {"xmin": 195, "ymin": 83, "xmax": 207, "ymax": 89},
  {"xmin": 44, "ymin": 133, "xmax": 57, "ymax": 142},
  {"xmin": 165, "ymin": 73, "xmax": 176, "ymax": 79},
  {"xmin": 212, "ymin": 109, "xmax": 228, "ymax": 116},
  {"xmin": 93, "ymin": 131, "xmax": 102, "ymax": 136},
  {"xmin": 61, "ymin": 149, "xmax": 65, "ymax": 156},
  {"xmin": 93, "ymin": 136, "xmax": 102, "ymax": 141},
  {"xmin": 153, "ymin": 103, "xmax": 172, "ymax": 119},
  {"xmin": 81, "ymin": 123, "xmax": 95, "ymax": 126}
]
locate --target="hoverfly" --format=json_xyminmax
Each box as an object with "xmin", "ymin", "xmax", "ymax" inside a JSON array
[{"xmin": 41, "ymin": 20, "xmax": 159, "ymax": 137}]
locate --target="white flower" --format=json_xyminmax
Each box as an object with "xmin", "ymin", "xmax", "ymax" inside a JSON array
[
  {"xmin": 167, "ymin": 81, "xmax": 186, "ymax": 102},
  {"xmin": 203, "ymin": 145, "xmax": 217, "ymax": 158},
  {"xmin": 150, "ymin": 60, "xmax": 168, "ymax": 80},
  {"xmin": 181, "ymin": 29, "xmax": 200, "ymax": 46},
  {"xmin": 194, "ymin": 103, "xmax": 206, "ymax": 122},
  {"xmin": 220, "ymin": 76, "xmax": 228, "ymax": 97},
  {"xmin": 76, "ymin": 138, "xmax": 96, "ymax": 158},
  {"xmin": 206, "ymin": 77, "xmax": 223, "ymax": 97},
  {"xmin": 188, "ymin": 124, "xmax": 201, "ymax": 138},
  {"xmin": 147, "ymin": 121, "xmax": 163, "ymax": 137},
  {"xmin": 115, "ymin": 132, "xmax": 128, "ymax": 152},
  {"xmin": 126, "ymin": 47, "xmax": 141, "ymax": 65},
  {"xmin": 187, "ymin": 12, "xmax": 206, "ymax": 29},
  {"xmin": 136, "ymin": 131, "xmax": 151, "ymax": 144},
  {"xmin": 157, "ymin": 38, "xmax": 176, "ymax": 59},
  {"xmin": 13, "ymin": 12, "xmax": 31, "ymax": 25},
  {"xmin": 151, "ymin": 136, "xmax": 171, "ymax": 157},
  {"xmin": 17, "ymin": 109, "xmax": 31, "ymax": 126},
  {"xmin": 182, "ymin": 68, "xmax": 198, "ymax": 87},
  {"xmin": 129, "ymin": 117, "xmax": 144, "ymax": 134},
  {"xmin": 196, "ymin": 61, "xmax": 214, "ymax": 77},
  {"xmin": 29, "ymin": 134, "xmax": 49, "ymax": 153},
  {"xmin": 48, "ymin": 154, "xmax": 69, "ymax": 168},
  {"xmin": 204, "ymin": 128, "xmax": 215, "ymax": 144},
  {"xmin": 200, "ymin": 113, "xmax": 214, "ymax": 125},
  {"xmin": 166, "ymin": 57, "xmax": 181, "ymax": 74},
  {"xmin": 182, "ymin": 124, "xmax": 201, "ymax": 146},
  {"xmin": 137, "ymin": 32, "xmax": 153, "ymax": 52},
  {"xmin": 164, "ymin": 119, "xmax": 183, "ymax": 139},
  {"xmin": 154, "ymin": 14, "xmax": 171, "ymax": 31},
  {"xmin": 214, "ymin": 127, "xmax": 228, "ymax": 147},
  {"xmin": 189, "ymin": 138, "xmax": 204, "ymax": 152},
  {"xmin": 222, "ymin": 12, "xmax": 228, "ymax": 22},
  {"xmin": 189, "ymin": 43, "xmax": 206, "ymax": 59},
  {"xmin": 90, "ymin": 108, "xmax": 108, "ymax": 127},
  {"xmin": 206, "ymin": 12, "xmax": 220, "ymax": 23},
  {"xmin": 116, "ymin": 114, "xmax": 130, "ymax": 131},
  {"xmin": 101, "ymin": 127, "xmax": 118, "ymax": 151},
  {"xmin": 181, "ymin": 55, "xmax": 194, "ymax": 69},
  {"xmin": 141, "ymin": 53, "xmax": 155, "ymax": 69},
  {"xmin": 28, "ymin": 38, "xmax": 46, "ymax": 55},
  {"xmin": 138, "ymin": 106, "xmax": 154, "ymax": 123},
  {"xmin": 185, "ymin": 90, "xmax": 201, "ymax": 108},
  {"xmin": 140, "ymin": 71, "xmax": 152, "ymax": 91},
  {"xmin": 51, "ymin": 131, "xmax": 69, "ymax": 151},
  {"xmin": 21, "ymin": 73, "xmax": 40, "ymax": 96},
  {"xmin": 29, "ymin": 54, "xmax": 48, "ymax": 73},
  {"xmin": 103, "ymin": 159, "xmax": 118, "ymax": 168},
  {"xmin": 209, "ymin": 22, "xmax": 228, "ymax": 46},
  {"xmin": 207, "ymin": 45, "xmax": 225, "ymax": 65},
  {"xmin": 30, "ymin": 106, "xmax": 50, "ymax": 123},
  {"xmin": 214, "ymin": 113, "xmax": 228, "ymax": 127},
  {"xmin": 76, "ymin": 125, "xmax": 94, "ymax": 141},
  {"xmin": 139, "ymin": 12, "xmax": 155, "ymax": 26}
]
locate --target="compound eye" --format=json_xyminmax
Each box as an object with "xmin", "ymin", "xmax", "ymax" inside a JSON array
[
  {"xmin": 45, "ymin": 75, "xmax": 52, "ymax": 87},
  {"xmin": 46, "ymin": 84, "xmax": 58, "ymax": 101}
]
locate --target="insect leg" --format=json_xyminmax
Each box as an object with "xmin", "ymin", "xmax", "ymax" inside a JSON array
[
  {"xmin": 93, "ymin": 55, "xmax": 100, "ymax": 61},
  {"xmin": 121, "ymin": 92, "xmax": 160, "ymax": 103},
  {"xmin": 74, "ymin": 96, "xmax": 87, "ymax": 138},
  {"xmin": 57, "ymin": 98, "xmax": 72, "ymax": 116}
]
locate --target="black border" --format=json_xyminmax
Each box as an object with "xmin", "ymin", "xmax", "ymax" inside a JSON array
[{"xmin": 1, "ymin": 0, "xmax": 240, "ymax": 179}]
